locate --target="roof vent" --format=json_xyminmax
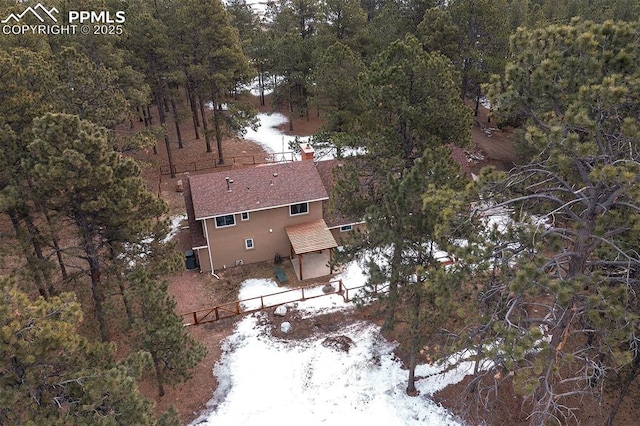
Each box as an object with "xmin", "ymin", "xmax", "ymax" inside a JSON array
[
  {"xmin": 225, "ymin": 177, "xmax": 234, "ymax": 192},
  {"xmin": 273, "ymin": 172, "xmax": 278, "ymax": 177}
]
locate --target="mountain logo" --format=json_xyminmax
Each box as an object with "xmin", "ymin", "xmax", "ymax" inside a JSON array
[{"xmin": 2, "ymin": 3, "xmax": 59, "ymax": 24}]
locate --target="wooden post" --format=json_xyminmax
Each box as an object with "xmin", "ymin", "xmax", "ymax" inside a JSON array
[
  {"xmin": 193, "ymin": 312, "xmax": 198, "ymax": 325},
  {"xmin": 298, "ymin": 253, "xmax": 303, "ymax": 280},
  {"xmin": 329, "ymin": 248, "xmax": 333, "ymax": 274},
  {"xmin": 301, "ymin": 287, "xmax": 305, "ymax": 300},
  {"xmin": 260, "ymin": 295, "xmax": 264, "ymax": 309}
]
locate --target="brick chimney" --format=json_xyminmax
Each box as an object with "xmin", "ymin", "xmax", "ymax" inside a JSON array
[{"xmin": 300, "ymin": 142, "xmax": 314, "ymax": 161}]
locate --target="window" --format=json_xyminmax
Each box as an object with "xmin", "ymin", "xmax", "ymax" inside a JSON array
[
  {"xmin": 290, "ymin": 202, "xmax": 309, "ymax": 216},
  {"xmin": 340, "ymin": 224, "xmax": 353, "ymax": 232},
  {"xmin": 241, "ymin": 211, "xmax": 250, "ymax": 221},
  {"xmin": 215, "ymin": 214, "xmax": 235, "ymax": 228},
  {"xmin": 245, "ymin": 238, "xmax": 254, "ymax": 250}
]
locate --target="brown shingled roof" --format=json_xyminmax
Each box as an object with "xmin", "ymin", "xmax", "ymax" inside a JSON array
[
  {"xmin": 286, "ymin": 219, "xmax": 337, "ymax": 254},
  {"xmin": 189, "ymin": 161, "xmax": 328, "ymax": 219}
]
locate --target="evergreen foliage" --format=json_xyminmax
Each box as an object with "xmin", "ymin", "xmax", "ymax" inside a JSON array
[
  {"xmin": 27, "ymin": 113, "xmax": 169, "ymax": 341},
  {"xmin": 0, "ymin": 283, "xmax": 156, "ymax": 425},
  {"xmin": 313, "ymin": 41, "xmax": 366, "ymax": 158},
  {"xmin": 3, "ymin": 0, "xmax": 640, "ymax": 423},
  {"xmin": 332, "ymin": 31, "xmax": 471, "ymax": 284},
  {"xmin": 418, "ymin": 0, "xmax": 510, "ymax": 107},
  {"xmin": 128, "ymin": 267, "xmax": 207, "ymax": 397},
  {"xmin": 362, "ymin": 147, "xmax": 471, "ymax": 394},
  {"xmin": 331, "ymin": 33, "xmax": 472, "ymax": 393},
  {"xmin": 473, "ymin": 19, "xmax": 640, "ymax": 425},
  {"xmin": 266, "ymin": 0, "xmax": 319, "ymax": 130},
  {"xmin": 173, "ymin": 0, "xmax": 257, "ymax": 161}
]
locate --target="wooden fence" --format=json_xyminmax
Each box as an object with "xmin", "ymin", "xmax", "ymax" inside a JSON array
[
  {"xmin": 159, "ymin": 152, "xmax": 295, "ymax": 176},
  {"xmin": 181, "ymin": 278, "xmax": 388, "ymax": 326}
]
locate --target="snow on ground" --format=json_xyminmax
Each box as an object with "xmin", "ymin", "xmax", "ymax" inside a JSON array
[
  {"xmin": 237, "ymin": 261, "xmax": 370, "ymax": 318},
  {"xmin": 192, "ymin": 316, "xmax": 466, "ymax": 426},
  {"xmin": 163, "ymin": 214, "xmax": 187, "ymax": 243},
  {"xmin": 243, "ymin": 112, "xmax": 367, "ymax": 161},
  {"xmin": 192, "ymin": 39, "xmax": 471, "ymax": 422},
  {"xmin": 191, "ymin": 260, "xmax": 475, "ymax": 426},
  {"xmin": 243, "ymin": 112, "xmax": 310, "ymax": 158}
]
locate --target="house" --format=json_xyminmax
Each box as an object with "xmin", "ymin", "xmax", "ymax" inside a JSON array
[{"xmin": 183, "ymin": 145, "xmax": 362, "ymax": 280}]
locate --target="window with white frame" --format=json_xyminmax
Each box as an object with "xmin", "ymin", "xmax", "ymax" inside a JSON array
[
  {"xmin": 340, "ymin": 224, "xmax": 353, "ymax": 232},
  {"xmin": 290, "ymin": 202, "xmax": 309, "ymax": 216},
  {"xmin": 215, "ymin": 214, "xmax": 235, "ymax": 228},
  {"xmin": 245, "ymin": 238, "xmax": 254, "ymax": 250},
  {"xmin": 241, "ymin": 211, "xmax": 249, "ymax": 221}
]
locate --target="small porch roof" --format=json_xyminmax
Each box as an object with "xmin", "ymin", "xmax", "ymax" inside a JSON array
[{"xmin": 285, "ymin": 219, "xmax": 338, "ymax": 255}]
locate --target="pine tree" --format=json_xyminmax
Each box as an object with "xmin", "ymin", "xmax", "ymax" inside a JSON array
[
  {"xmin": 418, "ymin": 0, "xmax": 510, "ymax": 110},
  {"xmin": 27, "ymin": 113, "xmax": 168, "ymax": 341},
  {"xmin": 121, "ymin": 0, "xmax": 180, "ymax": 175},
  {"xmin": 0, "ymin": 282, "xmax": 157, "ymax": 424},
  {"xmin": 330, "ymin": 34, "xmax": 473, "ymax": 393},
  {"xmin": 317, "ymin": 0, "xmax": 368, "ymax": 50},
  {"xmin": 128, "ymin": 267, "xmax": 207, "ymax": 397},
  {"xmin": 333, "ymin": 32, "xmax": 471, "ymax": 241},
  {"xmin": 362, "ymin": 148, "xmax": 470, "ymax": 394},
  {"xmin": 267, "ymin": 0, "xmax": 319, "ymax": 129},
  {"xmin": 52, "ymin": 46, "xmax": 129, "ymax": 129},
  {"xmin": 313, "ymin": 41, "xmax": 366, "ymax": 158},
  {"xmin": 174, "ymin": 0, "xmax": 257, "ymax": 161},
  {"xmin": 473, "ymin": 19, "xmax": 640, "ymax": 424},
  {"xmin": 0, "ymin": 48, "xmax": 57, "ymax": 297}
]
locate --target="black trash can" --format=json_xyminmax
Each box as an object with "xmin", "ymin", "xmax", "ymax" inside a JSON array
[{"xmin": 184, "ymin": 249, "xmax": 197, "ymax": 270}]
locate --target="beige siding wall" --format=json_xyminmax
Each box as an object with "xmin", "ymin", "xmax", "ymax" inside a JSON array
[
  {"xmin": 204, "ymin": 201, "xmax": 324, "ymax": 270},
  {"xmin": 195, "ymin": 247, "xmax": 211, "ymax": 273},
  {"xmin": 330, "ymin": 223, "xmax": 366, "ymax": 247}
]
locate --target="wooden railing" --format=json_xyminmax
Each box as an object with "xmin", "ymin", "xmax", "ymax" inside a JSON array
[
  {"xmin": 339, "ymin": 280, "xmax": 387, "ymax": 303},
  {"xmin": 159, "ymin": 152, "xmax": 295, "ymax": 176},
  {"xmin": 181, "ymin": 279, "xmax": 389, "ymax": 326}
]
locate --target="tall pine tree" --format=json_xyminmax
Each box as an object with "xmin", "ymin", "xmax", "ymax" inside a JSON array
[
  {"xmin": 0, "ymin": 282, "xmax": 157, "ymax": 424},
  {"xmin": 128, "ymin": 267, "xmax": 207, "ymax": 397},
  {"xmin": 27, "ymin": 113, "xmax": 168, "ymax": 341},
  {"xmin": 472, "ymin": 19, "xmax": 640, "ymax": 424}
]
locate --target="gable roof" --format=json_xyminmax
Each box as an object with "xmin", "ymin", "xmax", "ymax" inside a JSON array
[{"xmin": 189, "ymin": 161, "xmax": 328, "ymax": 220}]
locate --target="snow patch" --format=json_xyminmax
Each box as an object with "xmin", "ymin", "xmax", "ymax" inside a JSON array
[
  {"xmin": 244, "ymin": 112, "xmax": 310, "ymax": 158},
  {"xmin": 192, "ymin": 261, "xmax": 476, "ymax": 425},
  {"xmin": 192, "ymin": 314, "xmax": 466, "ymax": 426},
  {"xmin": 163, "ymin": 214, "xmax": 187, "ymax": 243}
]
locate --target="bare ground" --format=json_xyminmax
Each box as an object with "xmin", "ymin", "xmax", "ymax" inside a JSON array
[
  {"xmin": 1, "ymin": 94, "xmax": 633, "ymax": 425},
  {"xmin": 98, "ymin": 97, "xmax": 640, "ymax": 425}
]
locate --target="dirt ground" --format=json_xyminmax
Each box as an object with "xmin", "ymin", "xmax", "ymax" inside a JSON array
[
  {"xmin": 133, "ymin": 95, "xmax": 639, "ymax": 426},
  {"xmin": 132, "ymin": 94, "xmax": 353, "ymax": 422}
]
